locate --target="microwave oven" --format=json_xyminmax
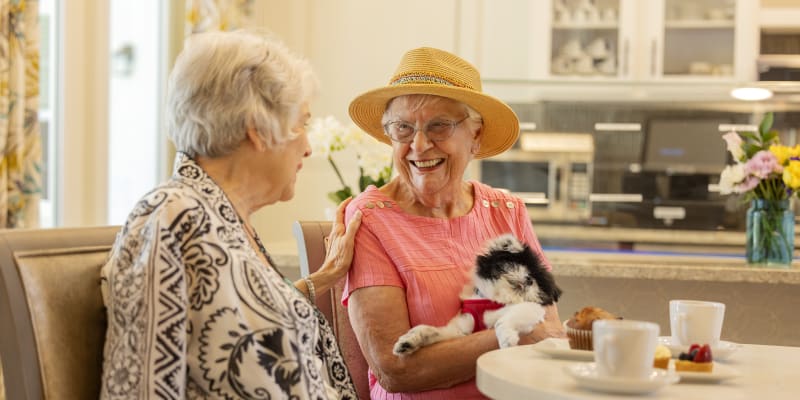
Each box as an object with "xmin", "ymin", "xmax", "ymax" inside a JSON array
[{"xmin": 471, "ymin": 133, "xmax": 594, "ymax": 223}]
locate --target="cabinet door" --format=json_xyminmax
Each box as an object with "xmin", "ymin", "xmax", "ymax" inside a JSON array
[
  {"xmin": 549, "ymin": 0, "xmax": 630, "ymax": 79},
  {"xmin": 644, "ymin": 0, "xmax": 758, "ymax": 80},
  {"xmin": 458, "ymin": 0, "xmax": 547, "ymax": 80}
]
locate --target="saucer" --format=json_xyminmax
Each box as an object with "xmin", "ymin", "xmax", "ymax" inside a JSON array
[
  {"xmin": 564, "ymin": 363, "xmax": 679, "ymax": 395},
  {"xmin": 532, "ymin": 338, "xmax": 593, "ymax": 361},
  {"xmin": 658, "ymin": 336, "xmax": 740, "ymax": 360},
  {"xmin": 672, "ymin": 361, "xmax": 741, "ymax": 383}
]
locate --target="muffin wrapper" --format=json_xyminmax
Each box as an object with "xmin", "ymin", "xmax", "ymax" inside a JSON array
[{"xmin": 566, "ymin": 326, "xmax": 593, "ymax": 350}]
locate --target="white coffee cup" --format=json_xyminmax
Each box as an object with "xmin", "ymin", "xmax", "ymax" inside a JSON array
[
  {"xmin": 669, "ymin": 300, "xmax": 725, "ymax": 347},
  {"xmin": 593, "ymin": 320, "xmax": 659, "ymax": 379}
]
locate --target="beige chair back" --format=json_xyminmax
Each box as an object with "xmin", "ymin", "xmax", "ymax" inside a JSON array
[
  {"xmin": 292, "ymin": 221, "xmax": 370, "ymax": 399},
  {"xmin": 0, "ymin": 226, "xmax": 119, "ymax": 400}
]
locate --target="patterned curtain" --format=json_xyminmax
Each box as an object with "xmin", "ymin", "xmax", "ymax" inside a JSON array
[
  {"xmin": 186, "ymin": 0, "xmax": 253, "ymax": 35},
  {"xmin": 0, "ymin": 0, "xmax": 41, "ymax": 229}
]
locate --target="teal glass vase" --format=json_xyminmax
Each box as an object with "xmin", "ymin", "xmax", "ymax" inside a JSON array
[{"xmin": 745, "ymin": 199, "xmax": 794, "ymax": 267}]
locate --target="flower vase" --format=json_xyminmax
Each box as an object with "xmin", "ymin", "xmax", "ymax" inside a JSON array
[{"xmin": 745, "ymin": 199, "xmax": 794, "ymax": 267}]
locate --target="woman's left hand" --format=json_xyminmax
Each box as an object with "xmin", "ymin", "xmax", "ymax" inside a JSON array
[
  {"xmin": 312, "ymin": 198, "xmax": 362, "ymax": 293},
  {"xmin": 518, "ymin": 304, "xmax": 566, "ymax": 345}
]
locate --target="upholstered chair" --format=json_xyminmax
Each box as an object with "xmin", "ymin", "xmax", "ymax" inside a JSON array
[
  {"xmin": 293, "ymin": 221, "xmax": 370, "ymax": 399},
  {"xmin": 0, "ymin": 226, "xmax": 119, "ymax": 400}
]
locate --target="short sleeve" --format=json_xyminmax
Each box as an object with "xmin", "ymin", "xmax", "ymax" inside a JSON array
[{"xmin": 343, "ymin": 202, "xmax": 405, "ymax": 306}]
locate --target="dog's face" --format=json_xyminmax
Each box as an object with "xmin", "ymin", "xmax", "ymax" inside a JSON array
[{"xmin": 473, "ymin": 234, "xmax": 562, "ymax": 306}]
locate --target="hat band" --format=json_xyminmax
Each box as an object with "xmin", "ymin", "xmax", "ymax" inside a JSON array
[{"xmin": 391, "ymin": 74, "xmax": 469, "ymax": 89}]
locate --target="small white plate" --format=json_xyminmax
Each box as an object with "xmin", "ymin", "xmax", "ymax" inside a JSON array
[
  {"xmin": 657, "ymin": 336, "xmax": 740, "ymax": 361},
  {"xmin": 672, "ymin": 361, "xmax": 741, "ymax": 383},
  {"xmin": 564, "ymin": 363, "xmax": 680, "ymax": 395},
  {"xmin": 532, "ymin": 338, "xmax": 594, "ymax": 361}
]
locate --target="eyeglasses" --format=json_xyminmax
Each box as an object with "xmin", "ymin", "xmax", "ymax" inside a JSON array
[{"xmin": 383, "ymin": 116, "xmax": 469, "ymax": 143}]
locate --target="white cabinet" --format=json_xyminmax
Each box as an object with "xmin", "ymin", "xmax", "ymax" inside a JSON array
[
  {"xmin": 641, "ymin": 0, "xmax": 759, "ymax": 80},
  {"xmin": 459, "ymin": 0, "xmax": 759, "ymax": 81}
]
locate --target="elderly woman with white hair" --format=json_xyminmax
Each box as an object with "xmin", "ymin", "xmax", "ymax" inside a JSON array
[
  {"xmin": 100, "ymin": 30, "xmax": 362, "ymax": 399},
  {"xmin": 343, "ymin": 47, "xmax": 565, "ymax": 399}
]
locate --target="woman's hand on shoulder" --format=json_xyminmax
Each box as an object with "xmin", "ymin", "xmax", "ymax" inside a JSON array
[{"xmin": 315, "ymin": 198, "xmax": 362, "ymax": 289}]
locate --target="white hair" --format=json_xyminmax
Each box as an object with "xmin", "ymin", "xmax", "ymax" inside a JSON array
[{"xmin": 166, "ymin": 29, "xmax": 319, "ymax": 157}]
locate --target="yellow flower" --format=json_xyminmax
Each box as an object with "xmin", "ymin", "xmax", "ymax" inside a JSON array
[
  {"xmin": 790, "ymin": 145, "xmax": 800, "ymax": 158},
  {"xmin": 770, "ymin": 144, "xmax": 792, "ymax": 165},
  {"xmin": 782, "ymin": 160, "xmax": 800, "ymax": 190}
]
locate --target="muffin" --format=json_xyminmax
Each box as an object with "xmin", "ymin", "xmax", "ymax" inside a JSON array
[
  {"xmin": 565, "ymin": 306, "xmax": 619, "ymax": 350},
  {"xmin": 653, "ymin": 344, "xmax": 671, "ymax": 369}
]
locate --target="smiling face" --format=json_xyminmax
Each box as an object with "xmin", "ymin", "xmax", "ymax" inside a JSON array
[{"xmin": 384, "ymin": 95, "xmax": 482, "ymax": 201}]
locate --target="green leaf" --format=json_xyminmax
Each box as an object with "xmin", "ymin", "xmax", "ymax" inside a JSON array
[
  {"xmin": 739, "ymin": 131, "xmax": 759, "ymax": 142},
  {"xmin": 327, "ymin": 187, "xmax": 353, "ymax": 204},
  {"xmin": 743, "ymin": 143, "xmax": 763, "ymax": 159},
  {"xmin": 759, "ymin": 112, "xmax": 774, "ymax": 136},
  {"xmin": 763, "ymin": 130, "xmax": 780, "ymax": 145}
]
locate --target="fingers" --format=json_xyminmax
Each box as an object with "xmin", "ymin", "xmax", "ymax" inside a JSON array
[
  {"xmin": 334, "ymin": 197, "xmax": 352, "ymax": 227},
  {"xmin": 345, "ymin": 210, "xmax": 362, "ymax": 240}
]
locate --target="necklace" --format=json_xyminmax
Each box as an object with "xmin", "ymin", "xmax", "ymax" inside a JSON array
[{"xmin": 239, "ymin": 217, "xmax": 285, "ymax": 279}]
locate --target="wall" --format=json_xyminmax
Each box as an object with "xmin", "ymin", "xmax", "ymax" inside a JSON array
[{"xmin": 250, "ymin": 0, "xmax": 458, "ymax": 250}]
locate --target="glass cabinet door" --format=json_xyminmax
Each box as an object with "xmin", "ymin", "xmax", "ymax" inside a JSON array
[
  {"xmin": 550, "ymin": 0, "xmax": 623, "ymax": 77},
  {"xmin": 660, "ymin": 0, "xmax": 737, "ymax": 78}
]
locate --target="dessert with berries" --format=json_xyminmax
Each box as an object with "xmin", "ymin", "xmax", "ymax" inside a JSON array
[{"xmin": 674, "ymin": 343, "xmax": 714, "ymax": 372}]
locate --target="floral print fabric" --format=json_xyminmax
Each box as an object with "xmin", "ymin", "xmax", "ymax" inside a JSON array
[
  {"xmin": 100, "ymin": 153, "xmax": 357, "ymax": 399},
  {"xmin": 0, "ymin": 0, "xmax": 42, "ymax": 228}
]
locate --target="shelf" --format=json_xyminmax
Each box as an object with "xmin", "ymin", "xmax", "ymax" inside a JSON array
[
  {"xmin": 665, "ymin": 20, "xmax": 735, "ymax": 29},
  {"xmin": 552, "ymin": 21, "xmax": 618, "ymax": 30},
  {"xmin": 480, "ymin": 79, "xmax": 800, "ymax": 104}
]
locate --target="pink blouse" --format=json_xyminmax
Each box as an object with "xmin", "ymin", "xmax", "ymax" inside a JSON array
[{"xmin": 343, "ymin": 181, "xmax": 551, "ymax": 400}]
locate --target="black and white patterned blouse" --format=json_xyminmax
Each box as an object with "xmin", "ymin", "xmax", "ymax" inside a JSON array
[{"xmin": 100, "ymin": 152, "xmax": 357, "ymax": 400}]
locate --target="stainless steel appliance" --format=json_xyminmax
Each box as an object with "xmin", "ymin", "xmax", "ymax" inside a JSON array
[{"xmin": 471, "ymin": 132, "xmax": 594, "ymax": 223}]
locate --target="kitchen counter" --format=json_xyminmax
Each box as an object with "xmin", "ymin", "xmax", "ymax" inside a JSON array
[
  {"xmin": 542, "ymin": 249, "xmax": 800, "ymax": 346},
  {"xmin": 546, "ymin": 249, "xmax": 800, "ymax": 284},
  {"xmin": 533, "ymin": 224, "xmax": 748, "ymax": 246}
]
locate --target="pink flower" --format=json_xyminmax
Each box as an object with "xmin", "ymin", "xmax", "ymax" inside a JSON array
[
  {"xmin": 743, "ymin": 150, "xmax": 782, "ymax": 179},
  {"xmin": 734, "ymin": 175, "xmax": 761, "ymax": 193}
]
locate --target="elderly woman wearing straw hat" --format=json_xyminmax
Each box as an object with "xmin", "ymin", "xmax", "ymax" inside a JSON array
[{"xmin": 342, "ymin": 47, "xmax": 565, "ymax": 398}]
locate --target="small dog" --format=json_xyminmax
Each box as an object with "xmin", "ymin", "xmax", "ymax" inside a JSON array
[{"xmin": 393, "ymin": 234, "xmax": 562, "ymax": 355}]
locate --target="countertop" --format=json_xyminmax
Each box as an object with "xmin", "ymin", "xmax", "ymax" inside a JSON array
[
  {"xmin": 545, "ymin": 249, "xmax": 800, "ymax": 285},
  {"xmin": 532, "ymin": 224, "xmax": 749, "ymax": 246}
]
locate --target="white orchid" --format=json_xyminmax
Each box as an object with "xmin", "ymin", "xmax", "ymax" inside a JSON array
[
  {"xmin": 718, "ymin": 163, "xmax": 745, "ymax": 195},
  {"xmin": 307, "ymin": 116, "xmax": 394, "ymax": 204}
]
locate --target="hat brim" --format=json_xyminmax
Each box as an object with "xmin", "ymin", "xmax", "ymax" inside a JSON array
[{"xmin": 348, "ymin": 84, "xmax": 519, "ymax": 159}]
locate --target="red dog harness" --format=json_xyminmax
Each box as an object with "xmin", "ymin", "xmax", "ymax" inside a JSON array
[{"xmin": 461, "ymin": 299, "xmax": 505, "ymax": 331}]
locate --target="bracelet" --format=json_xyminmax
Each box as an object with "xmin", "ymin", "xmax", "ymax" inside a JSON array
[{"xmin": 303, "ymin": 276, "xmax": 316, "ymax": 302}]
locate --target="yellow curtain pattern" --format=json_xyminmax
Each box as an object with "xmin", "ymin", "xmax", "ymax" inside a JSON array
[
  {"xmin": 0, "ymin": 0, "xmax": 41, "ymax": 229},
  {"xmin": 186, "ymin": 0, "xmax": 253, "ymax": 35}
]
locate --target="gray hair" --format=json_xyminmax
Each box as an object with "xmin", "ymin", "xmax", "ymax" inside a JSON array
[{"xmin": 166, "ymin": 29, "xmax": 319, "ymax": 157}]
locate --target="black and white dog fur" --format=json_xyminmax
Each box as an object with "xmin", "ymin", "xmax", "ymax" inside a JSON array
[{"xmin": 393, "ymin": 234, "xmax": 562, "ymax": 355}]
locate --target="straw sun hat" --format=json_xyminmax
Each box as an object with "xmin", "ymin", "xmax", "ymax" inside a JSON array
[{"xmin": 348, "ymin": 47, "xmax": 519, "ymax": 159}]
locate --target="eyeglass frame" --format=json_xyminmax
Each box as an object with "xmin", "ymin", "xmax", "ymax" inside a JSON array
[{"xmin": 382, "ymin": 116, "xmax": 470, "ymax": 143}]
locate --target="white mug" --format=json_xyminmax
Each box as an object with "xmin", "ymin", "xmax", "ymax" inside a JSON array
[
  {"xmin": 669, "ymin": 300, "xmax": 725, "ymax": 346},
  {"xmin": 593, "ymin": 320, "xmax": 659, "ymax": 379}
]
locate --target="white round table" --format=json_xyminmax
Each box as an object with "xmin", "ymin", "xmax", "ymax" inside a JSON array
[{"xmin": 476, "ymin": 340, "xmax": 797, "ymax": 399}]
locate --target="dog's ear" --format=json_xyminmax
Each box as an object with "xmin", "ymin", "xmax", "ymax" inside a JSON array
[{"xmin": 551, "ymin": 283, "xmax": 563, "ymax": 303}]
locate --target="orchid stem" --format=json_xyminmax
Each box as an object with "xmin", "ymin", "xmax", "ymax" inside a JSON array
[{"xmin": 328, "ymin": 155, "xmax": 348, "ymax": 189}]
